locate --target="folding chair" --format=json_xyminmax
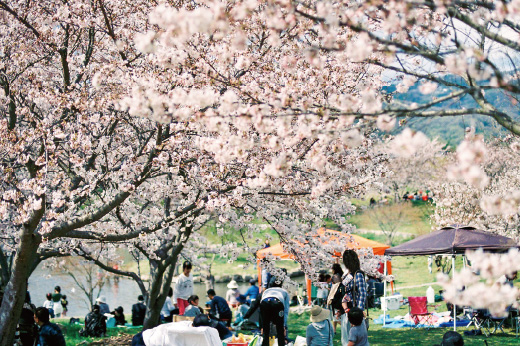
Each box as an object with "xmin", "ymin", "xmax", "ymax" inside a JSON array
[
  {"xmin": 296, "ymin": 285, "xmax": 305, "ymax": 307},
  {"xmin": 465, "ymin": 308, "xmax": 489, "ymax": 336},
  {"xmin": 488, "ymin": 315, "xmax": 507, "ymax": 335},
  {"xmin": 408, "ymin": 296, "xmax": 434, "ymax": 329},
  {"xmin": 467, "ymin": 308, "xmax": 507, "ymax": 337}
]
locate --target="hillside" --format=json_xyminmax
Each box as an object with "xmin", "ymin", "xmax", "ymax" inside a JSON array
[{"xmin": 384, "ymin": 76, "xmax": 517, "ymax": 146}]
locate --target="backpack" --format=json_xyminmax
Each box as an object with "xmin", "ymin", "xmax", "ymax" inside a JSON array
[{"xmin": 331, "ymin": 283, "xmax": 347, "ymax": 315}]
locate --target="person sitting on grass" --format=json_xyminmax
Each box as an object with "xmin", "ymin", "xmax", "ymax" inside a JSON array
[
  {"xmin": 34, "ymin": 307, "xmax": 65, "ymax": 346},
  {"xmin": 226, "ymin": 280, "xmax": 241, "ymax": 307},
  {"xmin": 207, "ymin": 289, "xmax": 232, "ymax": 325},
  {"xmin": 183, "ymin": 295, "xmax": 203, "ymax": 317},
  {"xmin": 160, "ymin": 288, "xmax": 175, "ymax": 322},
  {"xmin": 80, "ymin": 304, "xmax": 107, "ymax": 337},
  {"xmin": 192, "ymin": 314, "xmax": 233, "ymax": 341},
  {"xmin": 18, "ymin": 292, "xmax": 37, "ymax": 346},
  {"xmin": 244, "ymin": 279, "xmax": 259, "ymax": 304},
  {"xmin": 132, "ymin": 295, "xmax": 146, "ymax": 326},
  {"xmin": 111, "ymin": 306, "xmax": 126, "ymax": 326},
  {"xmin": 347, "ymin": 307, "xmax": 368, "ymax": 346},
  {"xmin": 306, "ymin": 305, "xmax": 333, "ymax": 346},
  {"xmin": 95, "ymin": 296, "xmax": 110, "ymax": 314}
]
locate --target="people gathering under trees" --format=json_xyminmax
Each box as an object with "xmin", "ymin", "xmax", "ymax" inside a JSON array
[
  {"xmin": 4, "ymin": 0, "xmax": 520, "ymax": 343},
  {"xmin": 402, "ymin": 190, "xmax": 433, "ymax": 202},
  {"xmin": 12, "ymin": 249, "xmax": 479, "ymax": 346}
]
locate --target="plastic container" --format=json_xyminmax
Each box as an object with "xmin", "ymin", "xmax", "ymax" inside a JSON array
[
  {"xmin": 427, "ymin": 286, "xmax": 435, "ymax": 304},
  {"xmin": 381, "ymin": 296, "xmax": 400, "ymax": 310}
]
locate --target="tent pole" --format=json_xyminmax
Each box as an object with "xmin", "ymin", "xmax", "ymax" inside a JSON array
[
  {"xmin": 383, "ymin": 261, "xmax": 387, "ymax": 326},
  {"xmin": 306, "ymin": 275, "xmax": 312, "ymax": 306},
  {"xmin": 452, "ymin": 255, "xmax": 456, "ymax": 331}
]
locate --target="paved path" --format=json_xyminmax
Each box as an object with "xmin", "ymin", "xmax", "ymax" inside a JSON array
[
  {"xmin": 355, "ymin": 228, "xmax": 412, "ymax": 238},
  {"xmin": 393, "ymin": 281, "xmax": 439, "ymax": 290}
]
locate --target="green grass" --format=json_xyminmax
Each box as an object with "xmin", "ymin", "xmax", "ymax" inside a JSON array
[
  {"xmin": 264, "ymin": 310, "xmax": 520, "ymax": 346},
  {"xmin": 58, "ymin": 309, "xmax": 520, "ymax": 346},
  {"xmin": 54, "ymin": 318, "xmax": 138, "ymax": 346},
  {"xmin": 349, "ymin": 202, "xmax": 435, "ymax": 236},
  {"xmin": 201, "ymin": 253, "xmax": 301, "ymax": 277}
]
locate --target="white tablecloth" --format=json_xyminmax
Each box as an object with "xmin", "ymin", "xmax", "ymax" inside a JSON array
[{"xmin": 143, "ymin": 321, "xmax": 221, "ymax": 346}]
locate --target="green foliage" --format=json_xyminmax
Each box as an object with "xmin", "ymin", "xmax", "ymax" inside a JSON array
[{"xmin": 384, "ymin": 77, "xmax": 515, "ymax": 146}]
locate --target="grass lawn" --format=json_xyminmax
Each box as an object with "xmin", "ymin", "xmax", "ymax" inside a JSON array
[
  {"xmin": 58, "ymin": 310, "xmax": 520, "ymax": 346},
  {"xmin": 204, "ymin": 253, "xmax": 301, "ymax": 278},
  {"xmin": 58, "ymin": 312, "xmax": 520, "ymax": 346},
  {"xmin": 349, "ymin": 201, "xmax": 435, "ymax": 237},
  {"xmin": 286, "ymin": 310, "xmax": 520, "ymax": 346},
  {"xmin": 55, "ymin": 318, "xmax": 138, "ymax": 346},
  {"xmin": 57, "ymin": 303, "xmax": 520, "ymax": 345}
]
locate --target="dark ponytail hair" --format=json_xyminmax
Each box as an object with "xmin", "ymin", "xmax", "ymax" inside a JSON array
[{"xmin": 342, "ymin": 249, "xmax": 361, "ymax": 275}]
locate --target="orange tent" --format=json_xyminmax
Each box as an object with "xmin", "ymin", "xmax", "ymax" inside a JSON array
[{"xmin": 256, "ymin": 228, "xmax": 393, "ymax": 305}]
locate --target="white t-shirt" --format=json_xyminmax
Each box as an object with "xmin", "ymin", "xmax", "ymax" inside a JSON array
[
  {"xmin": 43, "ymin": 300, "xmax": 53, "ymax": 309},
  {"xmin": 161, "ymin": 296, "xmax": 175, "ymax": 317},
  {"xmin": 172, "ymin": 273, "xmax": 194, "ymax": 301},
  {"xmin": 226, "ymin": 289, "xmax": 240, "ymax": 304}
]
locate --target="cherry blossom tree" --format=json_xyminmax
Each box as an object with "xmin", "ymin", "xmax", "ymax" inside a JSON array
[
  {"xmin": 5, "ymin": 0, "xmax": 520, "ymax": 341},
  {"xmin": 286, "ymin": 0, "xmax": 520, "ymax": 134},
  {"xmin": 75, "ymin": 214, "xmax": 213, "ymax": 328},
  {"xmin": 129, "ymin": 0, "xmax": 520, "ymax": 320},
  {"xmin": 429, "ymin": 135, "xmax": 520, "ymax": 313},
  {"xmin": 0, "ymin": 0, "xmax": 201, "ymax": 341},
  {"xmin": 433, "ymin": 136, "xmax": 520, "ymax": 240},
  {"xmin": 0, "ymin": 1, "xmax": 391, "ymax": 342}
]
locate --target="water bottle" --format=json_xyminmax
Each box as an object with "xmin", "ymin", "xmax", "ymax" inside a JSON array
[{"xmin": 427, "ymin": 286, "xmax": 435, "ymax": 304}]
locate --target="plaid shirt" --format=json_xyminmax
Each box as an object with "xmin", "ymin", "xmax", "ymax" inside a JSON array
[{"xmin": 345, "ymin": 271, "xmax": 367, "ymax": 311}]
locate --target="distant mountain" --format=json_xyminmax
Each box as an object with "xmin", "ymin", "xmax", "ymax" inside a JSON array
[{"xmin": 383, "ymin": 76, "xmax": 517, "ymax": 146}]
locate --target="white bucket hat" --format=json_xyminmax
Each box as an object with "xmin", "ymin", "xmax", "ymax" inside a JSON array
[
  {"xmin": 227, "ymin": 280, "xmax": 239, "ymax": 289},
  {"xmin": 96, "ymin": 296, "xmax": 107, "ymax": 304}
]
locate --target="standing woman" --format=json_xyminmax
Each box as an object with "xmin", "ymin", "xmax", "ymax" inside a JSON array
[
  {"xmin": 52, "ymin": 286, "xmax": 63, "ymax": 318},
  {"xmin": 340, "ymin": 250, "xmax": 367, "ymax": 346}
]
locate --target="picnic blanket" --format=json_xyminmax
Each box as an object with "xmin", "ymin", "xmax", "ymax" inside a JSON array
[
  {"xmin": 438, "ymin": 320, "xmax": 471, "ymax": 328},
  {"xmin": 373, "ymin": 314, "xmax": 396, "ymax": 325},
  {"xmin": 382, "ymin": 320, "xmax": 417, "ymax": 328}
]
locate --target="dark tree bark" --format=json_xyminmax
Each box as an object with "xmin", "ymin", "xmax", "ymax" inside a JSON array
[{"xmin": 0, "ymin": 226, "xmax": 41, "ymax": 346}]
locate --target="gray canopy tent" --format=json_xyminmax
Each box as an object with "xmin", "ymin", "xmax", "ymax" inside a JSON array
[{"xmin": 384, "ymin": 225, "xmax": 518, "ymax": 330}]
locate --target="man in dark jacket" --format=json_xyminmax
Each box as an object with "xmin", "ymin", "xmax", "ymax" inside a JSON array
[
  {"xmin": 132, "ymin": 295, "xmax": 147, "ymax": 326},
  {"xmin": 34, "ymin": 307, "xmax": 66, "ymax": 346},
  {"xmin": 18, "ymin": 292, "xmax": 37, "ymax": 346},
  {"xmin": 207, "ymin": 289, "xmax": 232, "ymax": 325},
  {"xmin": 80, "ymin": 304, "xmax": 107, "ymax": 337}
]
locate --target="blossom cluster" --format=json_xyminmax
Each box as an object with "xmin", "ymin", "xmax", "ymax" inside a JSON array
[{"xmin": 438, "ymin": 249, "xmax": 520, "ymax": 316}]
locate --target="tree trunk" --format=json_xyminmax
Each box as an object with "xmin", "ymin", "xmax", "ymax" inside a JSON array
[
  {"xmin": 0, "ymin": 228, "xmax": 41, "ymax": 346},
  {"xmin": 142, "ymin": 261, "xmax": 177, "ymax": 330}
]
